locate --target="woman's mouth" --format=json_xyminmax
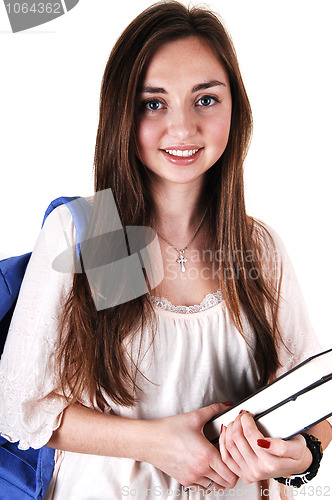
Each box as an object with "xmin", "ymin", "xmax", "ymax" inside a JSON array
[{"xmin": 161, "ymin": 147, "xmax": 203, "ymax": 165}]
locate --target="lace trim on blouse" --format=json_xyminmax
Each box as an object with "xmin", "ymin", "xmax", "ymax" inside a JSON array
[{"xmin": 150, "ymin": 290, "xmax": 223, "ymax": 314}]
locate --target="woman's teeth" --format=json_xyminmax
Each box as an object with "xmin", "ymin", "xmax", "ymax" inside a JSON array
[{"xmin": 164, "ymin": 149, "xmax": 199, "ymax": 157}]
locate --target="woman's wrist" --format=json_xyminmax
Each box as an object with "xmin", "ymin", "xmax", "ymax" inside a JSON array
[
  {"xmin": 274, "ymin": 434, "xmax": 323, "ymax": 488},
  {"xmin": 291, "ymin": 435, "xmax": 313, "ymax": 475},
  {"xmin": 124, "ymin": 418, "xmax": 162, "ymax": 464}
]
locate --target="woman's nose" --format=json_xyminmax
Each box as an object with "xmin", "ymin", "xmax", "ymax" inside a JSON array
[{"xmin": 167, "ymin": 107, "xmax": 197, "ymax": 141}]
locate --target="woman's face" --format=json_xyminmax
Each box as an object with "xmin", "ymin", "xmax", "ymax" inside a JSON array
[{"xmin": 135, "ymin": 36, "xmax": 232, "ymax": 188}]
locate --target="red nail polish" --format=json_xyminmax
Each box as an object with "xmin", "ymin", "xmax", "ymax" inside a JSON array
[
  {"xmin": 223, "ymin": 401, "xmax": 233, "ymax": 406},
  {"xmin": 238, "ymin": 409, "xmax": 245, "ymax": 415},
  {"xmin": 220, "ymin": 424, "xmax": 223, "ymax": 434},
  {"xmin": 257, "ymin": 439, "xmax": 271, "ymax": 449}
]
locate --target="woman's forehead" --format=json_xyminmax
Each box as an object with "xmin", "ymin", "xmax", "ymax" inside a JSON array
[{"xmin": 141, "ymin": 37, "xmax": 229, "ymax": 88}]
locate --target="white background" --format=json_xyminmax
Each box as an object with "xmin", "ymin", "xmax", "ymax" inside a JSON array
[{"xmin": 1, "ymin": 0, "xmax": 331, "ymax": 491}]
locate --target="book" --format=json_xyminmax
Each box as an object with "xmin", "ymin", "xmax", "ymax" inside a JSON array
[{"xmin": 204, "ymin": 349, "xmax": 332, "ymax": 443}]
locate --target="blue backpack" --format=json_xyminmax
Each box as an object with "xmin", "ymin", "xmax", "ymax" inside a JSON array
[{"xmin": 0, "ymin": 196, "xmax": 90, "ymax": 499}]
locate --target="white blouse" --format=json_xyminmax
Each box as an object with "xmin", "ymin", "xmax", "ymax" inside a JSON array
[{"xmin": 0, "ymin": 204, "xmax": 327, "ymax": 499}]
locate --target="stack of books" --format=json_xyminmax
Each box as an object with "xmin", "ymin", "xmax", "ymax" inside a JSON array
[{"xmin": 204, "ymin": 349, "xmax": 332, "ymax": 443}]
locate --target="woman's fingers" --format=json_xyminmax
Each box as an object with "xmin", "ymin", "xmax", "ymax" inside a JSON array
[
  {"xmin": 256, "ymin": 433, "xmax": 303, "ymax": 459},
  {"xmin": 256, "ymin": 433, "xmax": 312, "ymax": 475},
  {"xmin": 196, "ymin": 402, "xmax": 234, "ymax": 427},
  {"xmin": 185, "ymin": 482, "xmax": 225, "ymax": 495},
  {"xmin": 230, "ymin": 413, "xmax": 257, "ymax": 456},
  {"xmin": 209, "ymin": 449, "xmax": 238, "ymax": 489},
  {"xmin": 189, "ymin": 474, "xmax": 227, "ymax": 490},
  {"xmin": 220, "ymin": 413, "xmax": 269, "ymax": 482},
  {"xmin": 239, "ymin": 412, "xmax": 310, "ymax": 468},
  {"xmin": 219, "ymin": 411, "xmax": 311, "ymax": 482},
  {"xmin": 219, "ymin": 421, "xmax": 253, "ymax": 478}
]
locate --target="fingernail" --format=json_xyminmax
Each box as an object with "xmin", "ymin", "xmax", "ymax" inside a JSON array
[
  {"xmin": 257, "ymin": 439, "xmax": 271, "ymax": 449},
  {"xmin": 238, "ymin": 409, "xmax": 245, "ymax": 415},
  {"xmin": 220, "ymin": 424, "xmax": 223, "ymax": 434},
  {"xmin": 223, "ymin": 401, "xmax": 233, "ymax": 406}
]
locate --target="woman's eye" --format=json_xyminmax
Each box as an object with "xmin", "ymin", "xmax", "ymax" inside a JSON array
[
  {"xmin": 196, "ymin": 95, "xmax": 220, "ymax": 107},
  {"xmin": 142, "ymin": 99, "xmax": 163, "ymax": 112}
]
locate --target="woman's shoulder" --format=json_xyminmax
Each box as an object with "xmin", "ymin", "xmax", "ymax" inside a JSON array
[
  {"xmin": 251, "ymin": 218, "xmax": 288, "ymax": 255},
  {"xmin": 249, "ymin": 218, "xmax": 293, "ymax": 282}
]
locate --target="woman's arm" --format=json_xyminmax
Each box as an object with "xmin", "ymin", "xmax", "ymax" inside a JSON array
[
  {"xmin": 219, "ymin": 411, "xmax": 332, "ymax": 484},
  {"xmin": 47, "ymin": 402, "xmax": 238, "ymax": 490}
]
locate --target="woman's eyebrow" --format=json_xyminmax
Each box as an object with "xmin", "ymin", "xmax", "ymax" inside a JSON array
[
  {"xmin": 192, "ymin": 80, "xmax": 226, "ymax": 92},
  {"xmin": 140, "ymin": 86, "xmax": 167, "ymax": 94},
  {"xmin": 139, "ymin": 80, "xmax": 226, "ymax": 94}
]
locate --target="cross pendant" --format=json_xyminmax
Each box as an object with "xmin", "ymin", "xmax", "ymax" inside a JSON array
[{"xmin": 176, "ymin": 250, "xmax": 187, "ymax": 273}]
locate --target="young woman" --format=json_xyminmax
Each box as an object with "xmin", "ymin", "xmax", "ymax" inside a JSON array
[{"xmin": 0, "ymin": 2, "xmax": 331, "ymax": 499}]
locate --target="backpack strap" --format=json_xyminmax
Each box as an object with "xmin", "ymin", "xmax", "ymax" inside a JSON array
[{"xmin": 42, "ymin": 196, "xmax": 91, "ymax": 258}]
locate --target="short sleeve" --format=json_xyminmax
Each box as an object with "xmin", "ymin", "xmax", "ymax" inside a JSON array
[{"xmin": 0, "ymin": 205, "xmax": 76, "ymax": 450}]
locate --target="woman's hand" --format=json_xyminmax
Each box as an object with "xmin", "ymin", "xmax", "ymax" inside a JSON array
[
  {"xmin": 219, "ymin": 411, "xmax": 312, "ymax": 484},
  {"xmin": 145, "ymin": 403, "xmax": 238, "ymax": 492}
]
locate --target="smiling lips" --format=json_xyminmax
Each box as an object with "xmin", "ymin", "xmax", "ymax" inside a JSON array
[{"xmin": 161, "ymin": 147, "xmax": 202, "ymax": 165}]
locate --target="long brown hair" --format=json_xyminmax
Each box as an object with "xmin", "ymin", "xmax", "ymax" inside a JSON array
[{"xmin": 57, "ymin": 1, "xmax": 282, "ymax": 408}]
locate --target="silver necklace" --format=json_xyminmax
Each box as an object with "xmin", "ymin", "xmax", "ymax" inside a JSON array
[{"xmin": 151, "ymin": 208, "xmax": 208, "ymax": 273}]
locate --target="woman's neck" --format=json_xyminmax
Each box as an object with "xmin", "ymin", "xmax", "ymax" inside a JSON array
[{"xmin": 149, "ymin": 178, "xmax": 207, "ymax": 238}]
